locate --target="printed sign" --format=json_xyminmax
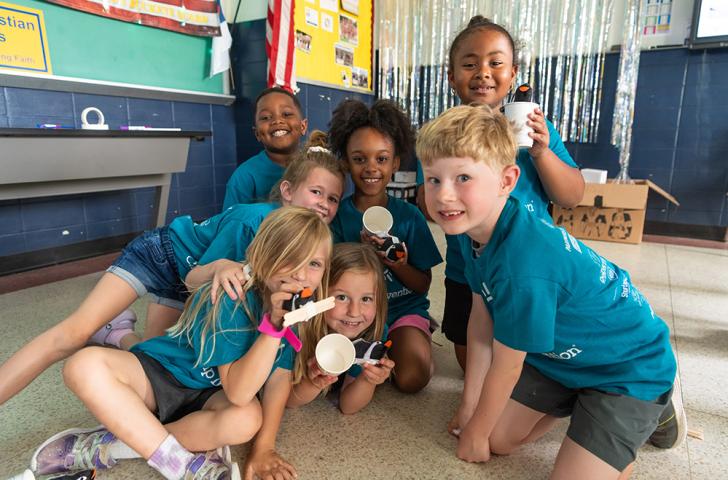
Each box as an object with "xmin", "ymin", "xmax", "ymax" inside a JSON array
[{"xmin": 0, "ymin": 1, "xmax": 52, "ymax": 73}]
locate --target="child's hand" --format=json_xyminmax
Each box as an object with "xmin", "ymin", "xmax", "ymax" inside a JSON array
[
  {"xmin": 361, "ymin": 231, "xmax": 409, "ymax": 267},
  {"xmin": 244, "ymin": 447, "xmax": 297, "ymax": 480},
  {"xmin": 361, "ymin": 357, "xmax": 394, "ymax": 385},
  {"xmin": 457, "ymin": 425, "xmax": 491, "ymax": 463},
  {"xmin": 306, "ymin": 357, "xmax": 339, "ymax": 389},
  {"xmin": 210, "ymin": 259, "xmax": 249, "ymax": 304},
  {"xmin": 527, "ymin": 107, "xmax": 550, "ymax": 159},
  {"xmin": 448, "ymin": 404, "xmax": 475, "ymax": 437},
  {"xmin": 270, "ymin": 282, "xmax": 305, "ymax": 329}
]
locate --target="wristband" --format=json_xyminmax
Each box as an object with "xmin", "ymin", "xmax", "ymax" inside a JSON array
[{"xmin": 257, "ymin": 313, "xmax": 302, "ymax": 352}]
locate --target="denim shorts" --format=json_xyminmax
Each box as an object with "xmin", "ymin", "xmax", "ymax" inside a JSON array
[{"xmin": 107, "ymin": 227, "xmax": 188, "ymax": 311}]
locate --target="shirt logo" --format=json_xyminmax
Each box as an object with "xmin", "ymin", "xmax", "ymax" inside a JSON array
[
  {"xmin": 542, "ymin": 344, "xmax": 583, "ymax": 361},
  {"xmin": 481, "ymin": 281, "xmax": 493, "ymax": 302}
]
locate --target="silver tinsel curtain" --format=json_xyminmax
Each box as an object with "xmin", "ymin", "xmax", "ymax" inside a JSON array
[{"xmin": 375, "ymin": 0, "xmax": 615, "ymax": 144}]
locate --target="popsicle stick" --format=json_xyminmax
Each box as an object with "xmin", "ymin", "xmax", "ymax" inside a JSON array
[{"xmin": 283, "ymin": 296, "xmax": 336, "ymax": 327}]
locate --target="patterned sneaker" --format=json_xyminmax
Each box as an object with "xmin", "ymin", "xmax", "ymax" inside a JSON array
[
  {"xmin": 30, "ymin": 426, "xmax": 117, "ymax": 475},
  {"xmin": 89, "ymin": 309, "xmax": 137, "ymax": 346},
  {"xmin": 649, "ymin": 375, "xmax": 688, "ymax": 449},
  {"xmin": 184, "ymin": 447, "xmax": 241, "ymax": 480}
]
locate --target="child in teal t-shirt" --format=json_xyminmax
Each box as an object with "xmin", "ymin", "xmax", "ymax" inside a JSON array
[
  {"xmin": 328, "ymin": 99, "xmax": 442, "ymax": 395},
  {"xmin": 417, "ymin": 104, "xmax": 678, "ymax": 477},
  {"xmin": 415, "ymin": 16, "xmax": 583, "ymax": 372},
  {"xmin": 223, "ymin": 87, "xmax": 308, "ymax": 208},
  {"xmin": 30, "ymin": 207, "xmax": 332, "ymax": 480},
  {"xmin": 289, "ymin": 243, "xmax": 393, "ymax": 414}
]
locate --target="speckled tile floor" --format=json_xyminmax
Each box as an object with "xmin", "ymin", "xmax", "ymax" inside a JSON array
[{"xmin": 0, "ymin": 226, "xmax": 726, "ymax": 479}]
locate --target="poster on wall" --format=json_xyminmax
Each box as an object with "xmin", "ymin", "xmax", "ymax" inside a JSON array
[
  {"xmin": 294, "ymin": 0, "xmax": 372, "ymax": 92},
  {"xmin": 44, "ymin": 0, "xmax": 221, "ymax": 36},
  {"xmin": 0, "ymin": 1, "xmax": 52, "ymax": 74}
]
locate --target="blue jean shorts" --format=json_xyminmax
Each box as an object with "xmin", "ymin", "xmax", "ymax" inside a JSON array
[{"xmin": 107, "ymin": 227, "xmax": 188, "ymax": 311}]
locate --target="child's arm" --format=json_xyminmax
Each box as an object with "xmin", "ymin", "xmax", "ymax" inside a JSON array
[
  {"xmin": 287, "ymin": 357, "xmax": 338, "ymax": 407},
  {"xmin": 449, "ymin": 294, "xmax": 492, "ymax": 433},
  {"xmin": 527, "ymin": 108, "xmax": 585, "ymax": 208},
  {"xmin": 457, "ymin": 340, "xmax": 526, "ymax": 463},
  {"xmin": 185, "ymin": 259, "xmax": 248, "ymax": 304},
  {"xmin": 244, "ymin": 368, "xmax": 298, "ymax": 480},
  {"xmin": 339, "ymin": 358, "xmax": 395, "ymax": 414},
  {"xmin": 362, "ymin": 233, "xmax": 432, "ymax": 294}
]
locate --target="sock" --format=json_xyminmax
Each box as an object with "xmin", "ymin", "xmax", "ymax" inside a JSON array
[
  {"xmin": 107, "ymin": 438, "xmax": 142, "ymax": 460},
  {"xmin": 147, "ymin": 434, "xmax": 194, "ymax": 480},
  {"xmin": 105, "ymin": 328, "xmax": 134, "ymax": 348}
]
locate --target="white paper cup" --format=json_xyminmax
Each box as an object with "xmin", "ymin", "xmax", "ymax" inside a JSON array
[
  {"xmin": 503, "ymin": 101, "xmax": 538, "ymax": 148},
  {"xmin": 362, "ymin": 206, "xmax": 393, "ymax": 237},
  {"xmin": 315, "ymin": 333, "xmax": 355, "ymax": 376}
]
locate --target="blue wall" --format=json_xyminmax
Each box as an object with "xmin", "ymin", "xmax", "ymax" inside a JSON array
[
  {"xmin": 0, "ymin": 89, "xmax": 237, "ymax": 258},
  {"xmin": 565, "ymin": 48, "xmax": 728, "ymax": 227}
]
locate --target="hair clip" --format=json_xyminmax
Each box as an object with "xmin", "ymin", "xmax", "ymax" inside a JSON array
[{"xmin": 307, "ymin": 145, "xmax": 331, "ymax": 154}]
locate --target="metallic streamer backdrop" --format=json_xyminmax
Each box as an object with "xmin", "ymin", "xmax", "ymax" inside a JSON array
[{"xmin": 374, "ymin": 0, "xmax": 621, "ymax": 147}]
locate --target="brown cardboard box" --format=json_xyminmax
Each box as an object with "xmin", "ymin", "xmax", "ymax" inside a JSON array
[{"xmin": 552, "ymin": 180, "xmax": 679, "ymax": 244}]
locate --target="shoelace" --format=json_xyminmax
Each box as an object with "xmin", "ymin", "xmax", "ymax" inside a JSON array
[
  {"xmin": 185, "ymin": 452, "xmax": 229, "ymax": 480},
  {"xmin": 69, "ymin": 431, "xmax": 113, "ymax": 470}
]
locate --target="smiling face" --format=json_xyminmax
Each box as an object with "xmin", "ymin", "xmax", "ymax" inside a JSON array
[
  {"xmin": 346, "ymin": 127, "xmax": 400, "ymax": 200},
  {"xmin": 448, "ymin": 28, "xmax": 517, "ymax": 107},
  {"xmin": 265, "ymin": 239, "xmax": 329, "ymax": 293},
  {"xmin": 325, "ymin": 270, "xmax": 377, "ymax": 339},
  {"xmin": 280, "ymin": 166, "xmax": 343, "ymax": 224},
  {"xmin": 423, "ymin": 155, "xmax": 518, "ymax": 244},
  {"xmin": 254, "ymin": 92, "xmax": 308, "ymax": 155}
]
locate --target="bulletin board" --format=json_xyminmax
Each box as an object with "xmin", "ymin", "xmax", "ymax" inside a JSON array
[
  {"xmin": 293, "ymin": 0, "xmax": 372, "ymax": 92},
  {"xmin": 0, "ymin": 0, "xmax": 225, "ymax": 95}
]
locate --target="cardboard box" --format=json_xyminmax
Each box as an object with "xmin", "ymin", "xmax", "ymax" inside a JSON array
[{"xmin": 552, "ymin": 179, "xmax": 679, "ymax": 244}]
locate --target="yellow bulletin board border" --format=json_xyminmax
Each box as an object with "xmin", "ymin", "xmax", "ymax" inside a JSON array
[
  {"xmin": 294, "ymin": 0, "xmax": 372, "ymax": 93},
  {"xmin": 0, "ymin": 1, "xmax": 52, "ymax": 74}
]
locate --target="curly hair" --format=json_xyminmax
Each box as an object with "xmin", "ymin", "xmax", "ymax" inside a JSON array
[
  {"xmin": 448, "ymin": 15, "xmax": 519, "ymax": 72},
  {"xmin": 328, "ymin": 99, "xmax": 415, "ymax": 165},
  {"xmin": 253, "ymin": 86, "xmax": 303, "ymax": 116}
]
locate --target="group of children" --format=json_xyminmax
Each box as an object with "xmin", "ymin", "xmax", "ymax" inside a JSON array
[{"xmin": 0, "ymin": 15, "xmax": 684, "ymax": 480}]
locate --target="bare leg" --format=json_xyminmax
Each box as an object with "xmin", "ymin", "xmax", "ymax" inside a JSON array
[
  {"xmin": 167, "ymin": 389, "xmax": 262, "ymax": 452},
  {"xmin": 0, "ymin": 273, "xmax": 138, "ymax": 406},
  {"xmin": 490, "ymin": 399, "xmax": 558, "ymax": 455},
  {"xmin": 62, "ymin": 347, "xmax": 165, "ymax": 458},
  {"xmin": 550, "ymin": 437, "xmax": 623, "ymax": 480},
  {"xmin": 142, "ymin": 303, "xmax": 183, "ymax": 340},
  {"xmin": 454, "ymin": 344, "xmax": 467, "ymax": 373},
  {"xmin": 389, "ymin": 326, "xmax": 433, "ymax": 394}
]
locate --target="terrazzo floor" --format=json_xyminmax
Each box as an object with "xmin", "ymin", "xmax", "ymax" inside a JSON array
[{"xmin": 1, "ymin": 225, "xmax": 726, "ymax": 479}]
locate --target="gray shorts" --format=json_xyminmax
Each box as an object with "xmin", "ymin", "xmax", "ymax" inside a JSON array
[
  {"xmin": 511, "ymin": 362, "xmax": 671, "ymax": 472},
  {"xmin": 132, "ymin": 351, "xmax": 221, "ymax": 424}
]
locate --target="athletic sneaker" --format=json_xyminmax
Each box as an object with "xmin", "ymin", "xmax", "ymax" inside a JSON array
[
  {"xmin": 30, "ymin": 426, "xmax": 117, "ymax": 475},
  {"xmin": 89, "ymin": 309, "xmax": 137, "ymax": 347},
  {"xmin": 649, "ymin": 374, "xmax": 688, "ymax": 449},
  {"xmin": 184, "ymin": 447, "xmax": 241, "ymax": 480}
]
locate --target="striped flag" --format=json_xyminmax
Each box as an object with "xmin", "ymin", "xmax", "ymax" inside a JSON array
[{"xmin": 266, "ymin": 0, "xmax": 297, "ymax": 92}]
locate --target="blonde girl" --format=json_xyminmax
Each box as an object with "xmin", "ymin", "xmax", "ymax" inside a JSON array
[
  {"xmin": 288, "ymin": 243, "xmax": 393, "ymax": 414},
  {"xmin": 31, "ymin": 207, "xmax": 331, "ymax": 480}
]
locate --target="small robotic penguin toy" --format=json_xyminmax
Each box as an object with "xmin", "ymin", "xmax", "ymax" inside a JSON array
[
  {"xmin": 282, "ymin": 287, "xmax": 315, "ymax": 312},
  {"xmin": 353, "ymin": 339, "xmax": 392, "ymax": 365},
  {"xmin": 378, "ymin": 236, "xmax": 406, "ymax": 263}
]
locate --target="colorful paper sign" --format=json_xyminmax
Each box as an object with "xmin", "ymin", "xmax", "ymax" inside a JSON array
[{"xmin": 0, "ymin": 1, "xmax": 52, "ymax": 73}]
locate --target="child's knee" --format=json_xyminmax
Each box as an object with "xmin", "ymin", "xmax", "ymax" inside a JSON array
[
  {"xmin": 489, "ymin": 433, "xmax": 520, "ymax": 456},
  {"xmin": 393, "ymin": 361, "xmax": 431, "ymax": 393},
  {"xmin": 62, "ymin": 347, "xmax": 105, "ymax": 390},
  {"xmin": 219, "ymin": 401, "xmax": 263, "ymax": 444}
]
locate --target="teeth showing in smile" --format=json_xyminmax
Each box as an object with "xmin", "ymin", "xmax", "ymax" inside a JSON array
[
  {"xmin": 363, "ymin": 178, "xmax": 381, "ymax": 184},
  {"xmin": 341, "ymin": 320, "xmax": 362, "ymax": 327},
  {"xmin": 272, "ymin": 130, "xmax": 289, "ymax": 137},
  {"xmin": 441, "ymin": 211, "xmax": 463, "ymax": 217}
]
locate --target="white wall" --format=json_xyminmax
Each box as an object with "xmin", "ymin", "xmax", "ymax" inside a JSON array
[{"xmin": 222, "ymin": 0, "xmax": 268, "ymax": 23}]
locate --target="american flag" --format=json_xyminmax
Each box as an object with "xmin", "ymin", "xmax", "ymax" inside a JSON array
[{"xmin": 266, "ymin": 0, "xmax": 297, "ymax": 92}]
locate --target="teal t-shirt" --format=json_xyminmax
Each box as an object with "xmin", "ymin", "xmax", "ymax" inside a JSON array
[
  {"xmin": 167, "ymin": 202, "xmax": 278, "ymax": 280},
  {"xmin": 132, "ymin": 290, "xmax": 295, "ymax": 389},
  {"xmin": 223, "ymin": 150, "xmax": 285, "ymax": 209},
  {"xmin": 416, "ymin": 118, "xmax": 577, "ymax": 284},
  {"xmin": 329, "ymin": 196, "xmax": 443, "ymax": 326},
  {"xmin": 459, "ymin": 197, "xmax": 675, "ymax": 401}
]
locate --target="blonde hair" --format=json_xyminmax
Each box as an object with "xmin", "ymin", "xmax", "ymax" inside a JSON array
[
  {"xmin": 416, "ymin": 104, "xmax": 517, "ymax": 171},
  {"xmin": 270, "ymin": 130, "xmax": 346, "ymax": 202},
  {"xmin": 293, "ymin": 243, "xmax": 387, "ymax": 388},
  {"xmin": 169, "ymin": 206, "xmax": 332, "ymax": 367}
]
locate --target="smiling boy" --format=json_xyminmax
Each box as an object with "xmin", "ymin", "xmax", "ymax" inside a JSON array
[
  {"xmin": 223, "ymin": 87, "xmax": 308, "ymax": 209},
  {"xmin": 417, "ymin": 105, "xmax": 683, "ymax": 479}
]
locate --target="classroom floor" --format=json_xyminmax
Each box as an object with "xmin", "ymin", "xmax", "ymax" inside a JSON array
[{"xmin": 1, "ymin": 225, "xmax": 727, "ymax": 480}]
